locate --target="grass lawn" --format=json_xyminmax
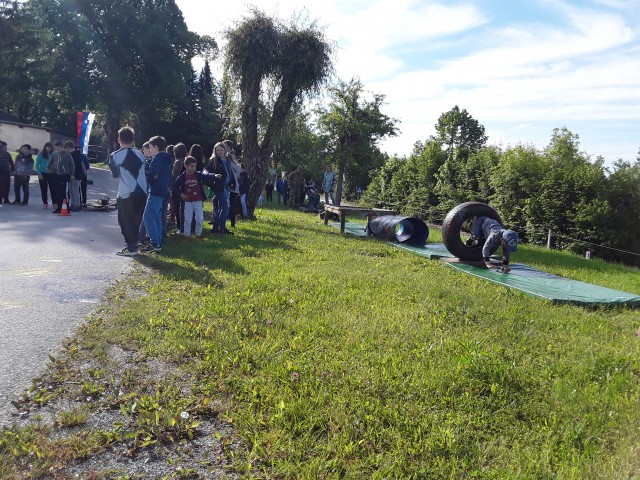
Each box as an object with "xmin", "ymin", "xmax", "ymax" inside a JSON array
[{"xmin": 2, "ymin": 204, "xmax": 640, "ymax": 478}]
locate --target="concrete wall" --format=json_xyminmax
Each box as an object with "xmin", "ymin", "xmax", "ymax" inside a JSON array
[{"xmin": 0, "ymin": 122, "xmax": 74, "ymax": 154}]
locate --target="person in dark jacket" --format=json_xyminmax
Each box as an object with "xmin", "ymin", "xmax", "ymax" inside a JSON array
[
  {"xmin": 68, "ymin": 143, "xmax": 87, "ymax": 211},
  {"xmin": 12, "ymin": 144, "xmax": 33, "ymax": 205},
  {"xmin": 0, "ymin": 141, "xmax": 15, "ymax": 204},
  {"xmin": 77, "ymin": 145, "xmax": 90, "ymax": 207},
  {"xmin": 265, "ymin": 179, "xmax": 274, "ymax": 202},
  {"xmin": 141, "ymin": 136, "xmax": 173, "ymax": 252},
  {"xmin": 205, "ymin": 142, "xmax": 232, "ymax": 235},
  {"xmin": 48, "ymin": 141, "xmax": 74, "ymax": 213},
  {"xmin": 466, "ymin": 216, "xmax": 519, "ymax": 272},
  {"xmin": 287, "ymin": 166, "xmax": 305, "ymax": 208},
  {"xmin": 224, "ymin": 140, "xmax": 241, "ymax": 229}
]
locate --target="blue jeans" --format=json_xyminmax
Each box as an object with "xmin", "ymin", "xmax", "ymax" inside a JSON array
[
  {"xmin": 213, "ymin": 189, "xmax": 229, "ymax": 231},
  {"xmin": 240, "ymin": 193, "xmax": 248, "ymax": 217},
  {"xmin": 143, "ymin": 194, "xmax": 164, "ymax": 245}
]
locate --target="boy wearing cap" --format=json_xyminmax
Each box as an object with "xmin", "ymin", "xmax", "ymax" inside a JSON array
[{"xmin": 466, "ymin": 216, "xmax": 519, "ymax": 273}]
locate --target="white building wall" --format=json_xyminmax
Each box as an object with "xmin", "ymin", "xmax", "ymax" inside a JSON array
[{"xmin": 0, "ymin": 122, "xmax": 73, "ymax": 153}]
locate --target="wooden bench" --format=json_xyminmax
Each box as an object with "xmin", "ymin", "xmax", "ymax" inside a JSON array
[{"xmin": 323, "ymin": 205, "xmax": 396, "ymax": 233}]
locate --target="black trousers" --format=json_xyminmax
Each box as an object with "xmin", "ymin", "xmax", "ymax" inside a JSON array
[
  {"xmin": 38, "ymin": 173, "xmax": 54, "ymax": 205},
  {"xmin": 117, "ymin": 192, "xmax": 147, "ymax": 248},
  {"xmin": 228, "ymin": 191, "xmax": 239, "ymax": 227},
  {"xmin": 175, "ymin": 197, "xmax": 184, "ymax": 232},
  {"xmin": 80, "ymin": 176, "xmax": 88, "ymax": 204},
  {"xmin": 55, "ymin": 174, "xmax": 70, "ymax": 208},
  {"xmin": 0, "ymin": 173, "xmax": 10, "ymax": 202},
  {"xmin": 13, "ymin": 175, "xmax": 30, "ymax": 203}
]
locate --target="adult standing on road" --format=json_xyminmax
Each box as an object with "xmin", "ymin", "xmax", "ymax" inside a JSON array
[
  {"xmin": 35, "ymin": 142, "xmax": 54, "ymax": 209},
  {"xmin": 0, "ymin": 141, "xmax": 14, "ymax": 204},
  {"xmin": 77, "ymin": 145, "xmax": 91, "ymax": 208},
  {"xmin": 109, "ymin": 127, "xmax": 148, "ymax": 256},
  {"xmin": 68, "ymin": 144, "xmax": 87, "ymax": 212},
  {"xmin": 47, "ymin": 141, "xmax": 74, "ymax": 213}
]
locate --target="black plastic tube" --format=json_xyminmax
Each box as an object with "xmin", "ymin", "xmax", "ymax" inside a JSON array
[{"xmin": 367, "ymin": 216, "xmax": 429, "ymax": 246}]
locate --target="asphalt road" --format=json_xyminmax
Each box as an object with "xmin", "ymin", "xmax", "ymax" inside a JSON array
[{"xmin": 0, "ymin": 168, "xmax": 133, "ymax": 426}]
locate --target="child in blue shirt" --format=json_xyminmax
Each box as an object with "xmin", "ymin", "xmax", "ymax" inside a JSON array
[{"xmin": 142, "ymin": 136, "xmax": 173, "ymax": 252}]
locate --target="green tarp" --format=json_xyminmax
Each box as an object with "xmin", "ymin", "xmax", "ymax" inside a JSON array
[
  {"xmin": 445, "ymin": 262, "xmax": 640, "ymax": 306},
  {"xmin": 327, "ymin": 221, "xmax": 640, "ymax": 306},
  {"xmin": 332, "ymin": 221, "xmax": 368, "ymax": 237},
  {"xmin": 332, "ymin": 222, "xmax": 455, "ymax": 259},
  {"xmin": 391, "ymin": 242, "xmax": 454, "ymax": 260}
]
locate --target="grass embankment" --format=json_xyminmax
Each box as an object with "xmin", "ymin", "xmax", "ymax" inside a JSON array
[{"xmin": 2, "ymin": 205, "xmax": 640, "ymax": 478}]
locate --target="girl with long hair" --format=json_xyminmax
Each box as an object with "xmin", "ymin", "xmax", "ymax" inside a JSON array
[
  {"xmin": 35, "ymin": 142, "xmax": 54, "ymax": 208},
  {"xmin": 207, "ymin": 142, "xmax": 232, "ymax": 234}
]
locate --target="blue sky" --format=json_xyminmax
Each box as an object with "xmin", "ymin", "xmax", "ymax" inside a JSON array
[{"xmin": 175, "ymin": 0, "xmax": 640, "ymax": 165}]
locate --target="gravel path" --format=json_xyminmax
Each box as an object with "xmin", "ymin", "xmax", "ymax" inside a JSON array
[{"xmin": 0, "ymin": 168, "xmax": 133, "ymax": 426}]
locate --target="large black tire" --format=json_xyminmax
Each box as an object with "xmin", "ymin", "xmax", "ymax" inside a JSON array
[{"xmin": 442, "ymin": 202, "xmax": 502, "ymax": 260}]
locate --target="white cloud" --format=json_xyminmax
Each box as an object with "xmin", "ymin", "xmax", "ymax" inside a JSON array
[{"xmin": 176, "ymin": 0, "xmax": 640, "ymax": 164}]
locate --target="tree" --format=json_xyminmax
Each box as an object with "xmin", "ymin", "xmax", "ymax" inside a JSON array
[
  {"xmin": 490, "ymin": 144, "xmax": 549, "ymax": 240},
  {"xmin": 362, "ymin": 155, "xmax": 406, "ymax": 210},
  {"xmin": 199, "ymin": 60, "xmax": 214, "ymax": 97},
  {"xmin": 272, "ymin": 103, "xmax": 325, "ymax": 183},
  {"xmin": 435, "ymin": 105, "xmax": 487, "ymax": 161},
  {"xmin": 224, "ymin": 9, "xmax": 333, "ymax": 215},
  {"xmin": 433, "ymin": 106, "xmax": 488, "ymax": 210},
  {"xmin": 524, "ymin": 128, "xmax": 608, "ymax": 250},
  {"xmin": 603, "ymin": 159, "xmax": 640, "ymax": 264},
  {"xmin": 30, "ymin": 0, "xmax": 216, "ymax": 152},
  {"xmin": 194, "ymin": 66, "xmax": 225, "ymax": 153},
  {"xmin": 0, "ymin": 1, "xmax": 68, "ymax": 131},
  {"xmin": 317, "ymin": 78, "xmax": 398, "ymax": 205}
]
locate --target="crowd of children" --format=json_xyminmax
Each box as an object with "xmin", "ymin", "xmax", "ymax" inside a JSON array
[{"xmin": 109, "ymin": 127, "xmax": 256, "ymax": 256}]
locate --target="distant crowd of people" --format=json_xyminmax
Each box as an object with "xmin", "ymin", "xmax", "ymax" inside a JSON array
[
  {"xmin": 265, "ymin": 164, "xmax": 336, "ymax": 211},
  {"xmin": 0, "ymin": 139, "xmax": 90, "ymax": 212}
]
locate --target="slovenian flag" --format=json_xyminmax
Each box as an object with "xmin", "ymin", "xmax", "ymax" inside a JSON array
[{"xmin": 76, "ymin": 111, "xmax": 95, "ymax": 155}]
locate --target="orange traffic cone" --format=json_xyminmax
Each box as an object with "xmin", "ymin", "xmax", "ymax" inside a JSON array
[{"xmin": 59, "ymin": 199, "xmax": 71, "ymax": 216}]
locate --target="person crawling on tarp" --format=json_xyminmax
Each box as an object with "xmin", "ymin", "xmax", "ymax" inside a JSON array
[{"xmin": 465, "ymin": 217, "xmax": 519, "ymax": 273}]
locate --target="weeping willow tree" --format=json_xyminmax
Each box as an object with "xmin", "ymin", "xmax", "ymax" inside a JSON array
[
  {"xmin": 30, "ymin": 0, "xmax": 216, "ymax": 152},
  {"xmin": 224, "ymin": 9, "xmax": 333, "ymax": 215}
]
